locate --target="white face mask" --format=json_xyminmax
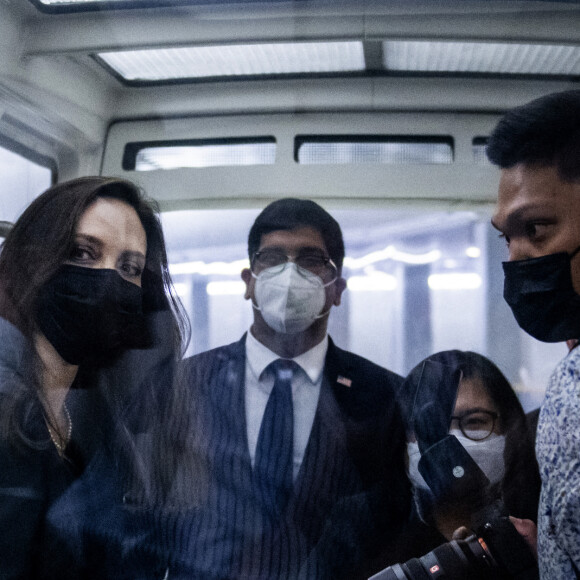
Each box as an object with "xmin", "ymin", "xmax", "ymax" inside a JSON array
[
  {"xmin": 252, "ymin": 263, "xmax": 333, "ymax": 334},
  {"xmin": 406, "ymin": 441, "xmax": 430, "ymax": 490},
  {"xmin": 449, "ymin": 429, "xmax": 506, "ymax": 486},
  {"xmin": 406, "ymin": 432, "xmax": 506, "ymax": 491}
]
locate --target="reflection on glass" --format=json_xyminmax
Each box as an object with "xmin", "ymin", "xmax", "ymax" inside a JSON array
[
  {"xmin": 162, "ymin": 207, "xmax": 561, "ymax": 410},
  {"xmin": 383, "ymin": 40, "xmax": 580, "ymax": 76},
  {"xmin": 135, "ymin": 143, "xmax": 276, "ymax": 171},
  {"xmin": 99, "ymin": 41, "xmax": 365, "ymax": 82},
  {"xmin": 0, "ymin": 146, "xmax": 52, "ymax": 223}
]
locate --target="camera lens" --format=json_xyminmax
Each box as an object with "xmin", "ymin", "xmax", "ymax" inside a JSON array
[{"xmin": 370, "ymin": 535, "xmax": 498, "ymax": 580}]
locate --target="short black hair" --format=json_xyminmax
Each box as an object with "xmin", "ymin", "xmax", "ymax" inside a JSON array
[
  {"xmin": 248, "ymin": 198, "xmax": 345, "ymax": 270},
  {"xmin": 486, "ymin": 89, "xmax": 580, "ymax": 182}
]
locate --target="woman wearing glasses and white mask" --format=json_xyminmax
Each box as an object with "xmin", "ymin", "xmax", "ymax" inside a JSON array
[{"xmin": 389, "ymin": 350, "xmax": 541, "ymax": 564}]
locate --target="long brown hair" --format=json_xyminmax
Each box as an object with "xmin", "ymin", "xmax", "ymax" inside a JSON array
[
  {"xmin": 0, "ymin": 177, "xmax": 190, "ymax": 451},
  {"xmin": 0, "ymin": 176, "xmax": 187, "ymax": 348}
]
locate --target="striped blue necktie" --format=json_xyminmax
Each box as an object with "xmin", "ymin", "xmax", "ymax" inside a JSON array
[{"xmin": 254, "ymin": 359, "xmax": 295, "ymax": 519}]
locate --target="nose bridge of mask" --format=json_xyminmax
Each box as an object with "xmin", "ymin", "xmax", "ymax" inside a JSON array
[
  {"xmin": 253, "ymin": 260, "xmax": 324, "ymax": 280},
  {"xmin": 61, "ymin": 265, "xmax": 143, "ymax": 313},
  {"xmin": 94, "ymin": 270, "xmax": 127, "ymax": 309},
  {"xmin": 252, "ymin": 262, "xmax": 324, "ymax": 295},
  {"xmin": 96, "ymin": 269, "xmax": 119, "ymax": 302},
  {"xmin": 57, "ymin": 265, "xmax": 112, "ymax": 300}
]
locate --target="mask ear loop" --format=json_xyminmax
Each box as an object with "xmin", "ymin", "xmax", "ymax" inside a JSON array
[
  {"xmin": 570, "ymin": 244, "xmax": 580, "ymax": 261},
  {"xmin": 313, "ymin": 274, "xmax": 339, "ymax": 321}
]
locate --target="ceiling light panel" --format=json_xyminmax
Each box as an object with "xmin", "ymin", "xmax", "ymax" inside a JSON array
[
  {"xmin": 296, "ymin": 138, "xmax": 453, "ymax": 165},
  {"xmin": 134, "ymin": 142, "xmax": 276, "ymax": 171},
  {"xmin": 383, "ymin": 41, "xmax": 580, "ymax": 75},
  {"xmin": 98, "ymin": 42, "xmax": 365, "ymax": 82}
]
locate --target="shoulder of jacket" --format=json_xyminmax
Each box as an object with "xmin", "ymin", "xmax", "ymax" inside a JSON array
[{"xmin": 328, "ymin": 340, "xmax": 403, "ymax": 387}]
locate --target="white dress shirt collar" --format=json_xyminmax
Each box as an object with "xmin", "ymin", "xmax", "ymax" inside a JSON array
[{"xmin": 245, "ymin": 330, "xmax": 328, "ymax": 389}]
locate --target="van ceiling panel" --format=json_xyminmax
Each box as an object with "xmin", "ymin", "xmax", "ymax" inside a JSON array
[
  {"xmin": 2, "ymin": 0, "xmax": 578, "ymax": 179},
  {"xmin": 102, "ymin": 113, "xmax": 501, "ymax": 210},
  {"xmin": 382, "ymin": 41, "xmax": 580, "ymax": 76},
  {"xmin": 97, "ymin": 41, "xmax": 366, "ymax": 82}
]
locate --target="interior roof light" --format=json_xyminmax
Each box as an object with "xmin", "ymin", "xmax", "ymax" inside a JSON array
[
  {"xmin": 98, "ymin": 41, "xmax": 365, "ymax": 82},
  {"xmin": 133, "ymin": 142, "xmax": 276, "ymax": 171},
  {"xmin": 383, "ymin": 40, "xmax": 580, "ymax": 76},
  {"xmin": 297, "ymin": 139, "xmax": 453, "ymax": 165}
]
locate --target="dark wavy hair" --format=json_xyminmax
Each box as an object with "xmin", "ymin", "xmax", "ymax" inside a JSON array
[
  {"xmin": 0, "ymin": 176, "xmax": 188, "ymax": 347},
  {"xmin": 400, "ymin": 350, "xmax": 541, "ymax": 522},
  {"xmin": 486, "ymin": 89, "xmax": 580, "ymax": 183},
  {"xmin": 0, "ymin": 177, "xmax": 190, "ymax": 453}
]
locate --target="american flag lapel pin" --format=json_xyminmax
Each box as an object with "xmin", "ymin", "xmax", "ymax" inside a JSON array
[{"xmin": 336, "ymin": 375, "xmax": 352, "ymax": 387}]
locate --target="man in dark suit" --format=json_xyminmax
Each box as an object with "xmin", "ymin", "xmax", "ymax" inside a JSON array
[{"xmin": 181, "ymin": 199, "xmax": 411, "ymax": 579}]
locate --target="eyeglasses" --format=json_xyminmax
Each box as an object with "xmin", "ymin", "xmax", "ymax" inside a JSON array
[
  {"xmin": 449, "ymin": 409, "xmax": 499, "ymax": 441},
  {"xmin": 251, "ymin": 249, "xmax": 338, "ymax": 281}
]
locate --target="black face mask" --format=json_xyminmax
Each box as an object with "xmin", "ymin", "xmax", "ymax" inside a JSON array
[
  {"xmin": 36, "ymin": 264, "xmax": 150, "ymax": 365},
  {"xmin": 503, "ymin": 248, "xmax": 580, "ymax": 343}
]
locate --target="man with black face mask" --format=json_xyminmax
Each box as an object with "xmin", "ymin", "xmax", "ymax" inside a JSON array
[
  {"xmin": 180, "ymin": 198, "xmax": 411, "ymax": 579},
  {"xmin": 488, "ymin": 89, "xmax": 580, "ymax": 579}
]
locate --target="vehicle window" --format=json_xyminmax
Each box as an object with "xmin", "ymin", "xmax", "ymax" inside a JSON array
[
  {"xmin": 162, "ymin": 207, "xmax": 564, "ymax": 412},
  {"xmin": 0, "ymin": 143, "xmax": 53, "ymax": 224}
]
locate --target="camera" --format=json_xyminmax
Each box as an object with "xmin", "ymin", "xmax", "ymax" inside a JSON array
[
  {"xmin": 370, "ymin": 500, "xmax": 538, "ymax": 580},
  {"xmin": 370, "ymin": 360, "xmax": 538, "ymax": 579}
]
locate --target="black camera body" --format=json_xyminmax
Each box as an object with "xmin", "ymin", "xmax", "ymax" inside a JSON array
[
  {"xmin": 369, "ymin": 360, "xmax": 538, "ymax": 580},
  {"xmin": 370, "ymin": 500, "xmax": 537, "ymax": 580}
]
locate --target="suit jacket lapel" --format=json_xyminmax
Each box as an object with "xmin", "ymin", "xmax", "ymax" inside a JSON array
[
  {"xmin": 293, "ymin": 338, "xmax": 360, "ymax": 502},
  {"xmin": 204, "ymin": 335, "xmax": 253, "ymax": 486}
]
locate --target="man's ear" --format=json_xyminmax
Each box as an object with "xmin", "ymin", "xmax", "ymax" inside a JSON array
[
  {"xmin": 332, "ymin": 276, "xmax": 347, "ymax": 306},
  {"xmin": 241, "ymin": 268, "xmax": 253, "ymax": 300}
]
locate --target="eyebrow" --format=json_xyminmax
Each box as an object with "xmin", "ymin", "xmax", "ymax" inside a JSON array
[
  {"xmin": 74, "ymin": 234, "xmax": 146, "ymax": 261},
  {"xmin": 491, "ymin": 203, "xmax": 551, "ymax": 232},
  {"xmin": 451, "ymin": 407, "xmax": 497, "ymax": 417},
  {"xmin": 74, "ymin": 233, "xmax": 103, "ymax": 247},
  {"xmin": 259, "ymin": 245, "xmax": 327, "ymax": 255}
]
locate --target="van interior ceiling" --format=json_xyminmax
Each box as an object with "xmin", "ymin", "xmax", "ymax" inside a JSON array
[{"xmin": 0, "ymin": 0, "xmax": 579, "ymax": 398}]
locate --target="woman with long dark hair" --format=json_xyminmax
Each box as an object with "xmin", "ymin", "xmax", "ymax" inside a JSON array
[
  {"xmin": 406, "ymin": 351, "xmax": 539, "ymax": 553},
  {"xmin": 364, "ymin": 350, "xmax": 541, "ymax": 578},
  {"xmin": 0, "ymin": 176, "xmax": 195, "ymax": 578}
]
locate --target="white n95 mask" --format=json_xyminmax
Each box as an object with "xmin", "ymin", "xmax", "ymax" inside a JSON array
[
  {"xmin": 406, "ymin": 432, "xmax": 506, "ymax": 491},
  {"xmin": 406, "ymin": 441, "xmax": 430, "ymax": 490},
  {"xmin": 448, "ymin": 430, "xmax": 506, "ymax": 486},
  {"xmin": 252, "ymin": 263, "xmax": 331, "ymax": 334}
]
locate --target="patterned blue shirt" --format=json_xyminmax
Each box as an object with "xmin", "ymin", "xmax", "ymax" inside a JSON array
[{"xmin": 536, "ymin": 346, "xmax": 580, "ymax": 579}]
